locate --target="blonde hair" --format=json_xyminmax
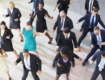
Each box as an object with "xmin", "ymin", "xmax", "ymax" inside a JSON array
[{"xmin": 8, "ymin": 1, "xmax": 15, "ymax": 8}]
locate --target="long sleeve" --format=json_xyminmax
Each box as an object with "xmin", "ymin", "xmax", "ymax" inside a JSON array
[
  {"xmin": 17, "ymin": 9, "xmax": 22, "ymax": 20},
  {"xmin": 72, "ymin": 33, "xmax": 77, "ymax": 48},
  {"xmin": 73, "ymin": 53, "xmax": 80, "ymax": 59},
  {"xmin": 98, "ymin": 16, "xmax": 105, "ymax": 29},
  {"xmin": 78, "ymin": 14, "xmax": 87, "ymax": 22},
  {"xmin": 9, "ymin": 30, "xmax": 13, "ymax": 39},
  {"xmin": 16, "ymin": 52, "xmax": 22, "ymax": 64},
  {"xmin": 68, "ymin": 18, "xmax": 74, "ymax": 29},
  {"xmin": 35, "ymin": 56, "xmax": 42, "ymax": 71},
  {"xmin": 6, "ymin": 9, "xmax": 10, "ymax": 17},
  {"xmin": 57, "ymin": 34, "xmax": 62, "ymax": 47},
  {"xmin": 53, "ymin": 53, "xmax": 60, "ymax": 64},
  {"xmin": 85, "ymin": 0, "xmax": 88, "ymax": 10},
  {"xmin": 53, "ymin": 15, "xmax": 59, "ymax": 30}
]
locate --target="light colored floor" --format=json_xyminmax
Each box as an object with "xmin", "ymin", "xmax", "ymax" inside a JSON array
[{"xmin": 0, "ymin": 0, "xmax": 103, "ymax": 80}]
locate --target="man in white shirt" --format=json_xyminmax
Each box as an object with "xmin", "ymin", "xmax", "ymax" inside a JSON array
[
  {"xmin": 14, "ymin": 49, "xmax": 41, "ymax": 80},
  {"xmin": 90, "ymin": 51, "xmax": 105, "ymax": 80}
]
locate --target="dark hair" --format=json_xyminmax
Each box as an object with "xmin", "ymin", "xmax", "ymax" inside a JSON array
[
  {"xmin": 60, "ymin": 46, "xmax": 72, "ymax": 57},
  {"xmin": 23, "ymin": 49, "xmax": 29, "ymax": 53},
  {"xmin": 39, "ymin": 2, "xmax": 44, "ymax": 5},
  {"xmin": 26, "ymin": 21, "xmax": 32, "ymax": 26},
  {"xmin": 0, "ymin": 21, "xmax": 9, "ymax": 36},
  {"xmin": 64, "ymin": 27, "xmax": 70, "ymax": 33},
  {"xmin": 94, "ymin": 26, "xmax": 100, "ymax": 30},
  {"xmin": 93, "ymin": 7, "xmax": 99, "ymax": 12},
  {"xmin": 102, "ymin": 51, "xmax": 105, "ymax": 57}
]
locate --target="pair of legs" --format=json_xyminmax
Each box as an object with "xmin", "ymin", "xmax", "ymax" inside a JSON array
[
  {"xmin": 77, "ymin": 28, "xmax": 93, "ymax": 49},
  {"xmin": 10, "ymin": 28, "xmax": 23, "ymax": 42},
  {"xmin": 55, "ymin": 73, "xmax": 70, "ymax": 80},
  {"xmin": 22, "ymin": 69, "xmax": 39, "ymax": 80},
  {"xmin": 84, "ymin": 45, "xmax": 105, "ymax": 63},
  {"xmin": 91, "ymin": 68, "xmax": 105, "ymax": 80}
]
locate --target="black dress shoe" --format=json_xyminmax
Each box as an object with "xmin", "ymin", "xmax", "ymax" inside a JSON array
[
  {"xmin": 82, "ymin": 61, "xmax": 87, "ymax": 66},
  {"xmin": 9, "ymin": 78, "xmax": 11, "ymax": 80},
  {"xmin": 80, "ymin": 28, "xmax": 83, "ymax": 32},
  {"xmin": 48, "ymin": 38, "xmax": 53, "ymax": 44}
]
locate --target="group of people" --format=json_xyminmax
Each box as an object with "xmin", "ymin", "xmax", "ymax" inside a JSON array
[{"xmin": 0, "ymin": 0, "xmax": 105, "ymax": 80}]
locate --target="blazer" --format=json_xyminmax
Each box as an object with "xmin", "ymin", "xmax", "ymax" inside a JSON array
[
  {"xmin": 91, "ymin": 29, "xmax": 105, "ymax": 47},
  {"xmin": 85, "ymin": 0, "xmax": 100, "ymax": 12},
  {"xmin": 92, "ymin": 51, "xmax": 105, "ymax": 69},
  {"xmin": 78, "ymin": 13, "xmax": 105, "ymax": 30},
  {"xmin": 53, "ymin": 15, "xmax": 74, "ymax": 34},
  {"xmin": 57, "ymin": 32, "xmax": 77, "ymax": 51},
  {"xmin": 16, "ymin": 52, "xmax": 41, "ymax": 72},
  {"xmin": 30, "ymin": 0, "xmax": 44, "ymax": 9},
  {"xmin": 6, "ymin": 7, "xmax": 21, "ymax": 24}
]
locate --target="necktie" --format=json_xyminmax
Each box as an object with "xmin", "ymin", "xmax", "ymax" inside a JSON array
[
  {"xmin": 97, "ymin": 34, "xmax": 102, "ymax": 48},
  {"xmin": 60, "ymin": 19, "xmax": 64, "ymax": 30},
  {"xmin": 98, "ymin": 58, "xmax": 105, "ymax": 71},
  {"xmin": 90, "ymin": 1, "xmax": 92, "ymax": 12},
  {"xmin": 65, "ymin": 36, "xmax": 68, "ymax": 40},
  {"xmin": 90, "ymin": 16, "xmax": 94, "ymax": 28}
]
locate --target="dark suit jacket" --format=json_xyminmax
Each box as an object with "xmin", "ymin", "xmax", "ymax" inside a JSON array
[
  {"xmin": 53, "ymin": 15, "xmax": 74, "ymax": 34},
  {"xmin": 91, "ymin": 30, "xmax": 105, "ymax": 48},
  {"xmin": 16, "ymin": 52, "xmax": 41, "ymax": 72},
  {"xmin": 92, "ymin": 51, "xmax": 105, "ymax": 69},
  {"xmin": 85, "ymin": 0, "xmax": 100, "ymax": 12},
  {"xmin": 57, "ymin": 32, "xmax": 77, "ymax": 51},
  {"xmin": 31, "ymin": 0, "xmax": 44, "ymax": 9},
  {"xmin": 78, "ymin": 13, "xmax": 105, "ymax": 30},
  {"xmin": 6, "ymin": 7, "xmax": 21, "ymax": 24}
]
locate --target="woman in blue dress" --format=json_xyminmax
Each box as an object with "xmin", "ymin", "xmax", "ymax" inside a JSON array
[{"xmin": 20, "ymin": 22, "xmax": 47, "ymax": 57}]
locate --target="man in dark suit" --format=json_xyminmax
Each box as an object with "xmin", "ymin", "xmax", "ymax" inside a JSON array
[
  {"xmin": 77, "ymin": 8, "xmax": 105, "ymax": 51},
  {"xmin": 85, "ymin": 0, "xmax": 99, "ymax": 13},
  {"xmin": 28, "ymin": 0, "xmax": 44, "ymax": 24},
  {"xmin": 14, "ymin": 49, "xmax": 41, "ymax": 80},
  {"xmin": 56, "ymin": 28, "xmax": 82, "ymax": 67},
  {"xmin": 90, "ymin": 51, "xmax": 105, "ymax": 80},
  {"xmin": 82, "ymin": 26, "xmax": 105, "ymax": 66},
  {"xmin": 53, "ymin": 10, "xmax": 74, "ymax": 43}
]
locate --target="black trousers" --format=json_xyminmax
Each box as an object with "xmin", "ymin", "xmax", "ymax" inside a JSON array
[
  {"xmin": 22, "ymin": 69, "xmax": 39, "ymax": 80},
  {"xmin": 91, "ymin": 68, "xmax": 105, "ymax": 80},
  {"xmin": 77, "ymin": 28, "xmax": 94, "ymax": 46},
  {"xmin": 85, "ymin": 45, "xmax": 105, "ymax": 62}
]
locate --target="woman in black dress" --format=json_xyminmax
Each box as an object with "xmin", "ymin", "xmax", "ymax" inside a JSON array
[
  {"xmin": 2, "ymin": 1, "xmax": 23, "ymax": 42},
  {"xmin": 53, "ymin": 46, "xmax": 73, "ymax": 80},
  {"xmin": 0, "ymin": 21, "xmax": 18, "ymax": 58},
  {"xmin": 30, "ymin": 3, "xmax": 53, "ymax": 44},
  {"xmin": 54, "ymin": 0, "xmax": 74, "ymax": 14}
]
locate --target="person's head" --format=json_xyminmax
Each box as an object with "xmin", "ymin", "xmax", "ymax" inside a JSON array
[
  {"xmin": 26, "ymin": 21, "xmax": 32, "ymax": 28},
  {"xmin": 23, "ymin": 49, "xmax": 29, "ymax": 59},
  {"xmin": 60, "ymin": 46, "xmax": 72, "ymax": 59},
  {"xmin": 101, "ymin": 52, "xmax": 105, "ymax": 59},
  {"xmin": 94, "ymin": 26, "xmax": 100, "ymax": 35},
  {"xmin": 60, "ymin": 10, "xmax": 66, "ymax": 19},
  {"xmin": 0, "ymin": 21, "xmax": 8, "ymax": 30},
  {"xmin": 8, "ymin": 1, "xmax": 15, "ymax": 10},
  {"xmin": 39, "ymin": 3, "xmax": 44, "ymax": 10},
  {"xmin": 92, "ymin": 8, "xmax": 99, "ymax": 16},
  {"xmin": 63, "ymin": 27, "xmax": 70, "ymax": 36}
]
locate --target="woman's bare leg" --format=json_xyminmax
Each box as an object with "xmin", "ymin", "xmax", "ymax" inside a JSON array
[
  {"xmin": 7, "ymin": 72, "xmax": 11, "ymax": 78},
  {"xmin": 55, "ymin": 75, "xmax": 60, "ymax": 80},
  {"xmin": 13, "ymin": 50, "xmax": 18, "ymax": 58},
  {"xmin": 66, "ymin": 73, "xmax": 70, "ymax": 80},
  {"xmin": 17, "ymin": 29, "xmax": 23, "ymax": 42}
]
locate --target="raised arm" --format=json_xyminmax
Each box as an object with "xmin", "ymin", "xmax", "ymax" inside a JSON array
[
  {"xmin": 46, "ymin": 12, "xmax": 53, "ymax": 19},
  {"xmin": 68, "ymin": 0, "xmax": 74, "ymax": 7},
  {"xmin": 29, "ymin": 10, "xmax": 36, "ymax": 18}
]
